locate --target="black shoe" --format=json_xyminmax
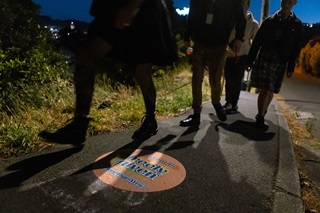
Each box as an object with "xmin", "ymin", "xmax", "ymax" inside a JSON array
[
  {"xmin": 223, "ymin": 103, "xmax": 232, "ymax": 111},
  {"xmin": 38, "ymin": 116, "xmax": 91, "ymax": 146},
  {"xmin": 255, "ymin": 114, "xmax": 267, "ymax": 128},
  {"xmin": 228, "ymin": 105, "xmax": 239, "ymax": 114},
  {"xmin": 132, "ymin": 114, "xmax": 158, "ymax": 140},
  {"xmin": 224, "ymin": 103, "xmax": 239, "ymax": 114},
  {"xmin": 214, "ymin": 103, "xmax": 227, "ymax": 121},
  {"xmin": 180, "ymin": 114, "xmax": 200, "ymax": 127}
]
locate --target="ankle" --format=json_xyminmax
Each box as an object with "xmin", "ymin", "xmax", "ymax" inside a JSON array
[
  {"xmin": 72, "ymin": 115, "xmax": 91, "ymax": 128},
  {"xmin": 75, "ymin": 114, "xmax": 90, "ymax": 119},
  {"xmin": 193, "ymin": 113, "xmax": 200, "ymax": 118},
  {"xmin": 255, "ymin": 114, "xmax": 265, "ymax": 119},
  {"xmin": 145, "ymin": 110, "xmax": 158, "ymax": 119},
  {"xmin": 213, "ymin": 103, "xmax": 223, "ymax": 109},
  {"xmin": 146, "ymin": 113, "xmax": 155, "ymax": 117}
]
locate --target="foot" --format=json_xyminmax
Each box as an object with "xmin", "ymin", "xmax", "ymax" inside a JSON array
[
  {"xmin": 228, "ymin": 105, "xmax": 239, "ymax": 114},
  {"xmin": 224, "ymin": 103, "xmax": 239, "ymax": 114},
  {"xmin": 38, "ymin": 116, "xmax": 91, "ymax": 146},
  {"xmin": 180, "ymin": 114, "xmax": 200, "ymax": 127},
  {"xmin": 132, "ymin": 114, "xmax": 158, "ymax": 140},
  {"xmin": 223, "ymin": 103, "xmax": 232, "ymax": 111},
  {"xmin": 255, "ymin": 114, "xmax": 267, "ymax": 128},
  {"xmin": 214, "ymin": 103, "xmax": 227, "ymax": 121}
]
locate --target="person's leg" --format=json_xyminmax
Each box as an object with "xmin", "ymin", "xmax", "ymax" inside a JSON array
[
  {"xmin": 265, "ymin": 90, "xmax": 274, "ymax": 115},
  {"xmin": 133, "ymin": 63, "xmax": 156, "ymax": 115},
  {"xmin": 207, "ymin": 45, "xmax": 227, "ymax": 121},
  {"xmin": 131, "ymin": 63, "xmax": 158, "ymax": 139},
  {"xmin": 257, "ymin": 89, "xmax": 273, "ymax": 115},
  {"xmin": 208, "ymin": 45, "xmax": 227, "ymax": 105},
  {"xmin": 191, "ymin": 43, "xmax": 206, "ymax": 114},
  {"xmin": 180, "ymin": 43, "xmax": 205, "ymax": 126},
  {"xmin": 39, "ymin": 35, "xmax": 112, "ymax": 145},
  {"xmin": 256, "ymin": 88, "xmax": 273, "ymax": 127},
  {"xmin": 223, "ymin": 57, "xmax": 234, "ymax": 108},
  {"xmin": 231, "ymin": 55, "xmax": 247, "ymax": 111},
  {"xmin": 75, "ymin": 35, "xmax": 112, "ymax": 116},
  {"xmin": 230, "ymin": 62, "xmax": 239, "ymax": 107}
]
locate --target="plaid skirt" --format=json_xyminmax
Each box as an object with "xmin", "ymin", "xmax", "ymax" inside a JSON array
[{"xmin": 251, "ymin": 51, "xmax": 287, "ymax": 93}]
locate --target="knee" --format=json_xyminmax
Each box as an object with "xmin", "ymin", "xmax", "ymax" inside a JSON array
[
  {"xmin": 74, "ymin": 65, "xmax": 95, "ymax": 85},
  {"xmin": 75, "ymin": 47, "xmax": 97, "ymax": 70}
]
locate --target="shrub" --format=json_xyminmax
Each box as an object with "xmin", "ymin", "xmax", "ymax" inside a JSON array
[
  {"xmin": 299, "ymin": 41, "xmax": 320, "ymax": 76},
  {"xmin": 0, "ymin": 0, "xmax": 70, "ymax": 114},
  {"xmin": 0, "ymin": 48, "xmax": 69, "ymax": 113}
]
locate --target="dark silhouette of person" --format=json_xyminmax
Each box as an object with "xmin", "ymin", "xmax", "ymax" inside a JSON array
[{"xmin": 39, "ymin": 0, "xmax": 178, "ymax": 145}]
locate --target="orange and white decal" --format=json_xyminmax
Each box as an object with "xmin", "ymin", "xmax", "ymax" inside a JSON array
[{"xmin": 93, "ymin": 149, "xmax": 186, "ymax": 192}]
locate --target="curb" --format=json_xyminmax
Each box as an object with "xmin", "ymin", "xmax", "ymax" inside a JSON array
[
  {"xmin": 272, "ymin": 102, "xmax": 304, "ymax": 213},
  {"xmin": 300, "ymin": 143, "xmax": 320, "ymax": 161}
]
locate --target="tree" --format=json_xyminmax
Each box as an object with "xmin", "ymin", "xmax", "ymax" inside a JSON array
[
  {"xmin": 0, "ymin": 0, "xmax": 68, "ymax": 113},
  {"xmin": 0, "ymin": 0, "xmax": 44, "ymax": 56}
]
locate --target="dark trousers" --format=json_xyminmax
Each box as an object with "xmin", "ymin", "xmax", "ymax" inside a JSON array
[
  {"xmin": 191, "ymin": 42, "xmax": 227, "ymax": 113},
  {"xmin": 224, "ymin": 55, "xmax": 248, "ymax": 107}
]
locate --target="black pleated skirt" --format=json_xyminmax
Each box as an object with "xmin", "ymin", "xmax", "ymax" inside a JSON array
[{"xmin": 88, "ymin": 0, "xmax": 178, "ymax": 66}]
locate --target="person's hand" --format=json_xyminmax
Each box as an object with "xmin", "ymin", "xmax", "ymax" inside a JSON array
[
  {"xmin": 286, "ymin": 72, "xmax": 293, "ymax": 78},
  {"xmin": 232, "ymin": 39, "xmax": 242, "ymax": 55},
  {"xmin": 114, "ymin": 0, "xmax": 142, "ymax": 29}
]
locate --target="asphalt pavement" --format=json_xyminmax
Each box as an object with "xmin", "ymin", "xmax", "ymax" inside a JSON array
[{"xmin": 0, "ymin": 92, "xmax": 304, "ymax": 212}]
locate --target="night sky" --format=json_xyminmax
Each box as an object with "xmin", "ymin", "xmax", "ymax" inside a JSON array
[{"xmin": 32, "ymin": 0, "xmax": 320, "ymax": 24}]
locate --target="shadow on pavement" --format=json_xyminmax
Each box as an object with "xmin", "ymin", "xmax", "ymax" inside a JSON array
[
  {"xmin": 216, "ymin": 120, "xmax": 276, "ymax": 141},
  {"xmin": 178, "ymin": 121, "xmax": 271, "ymax": 211},
  {"xmin": 165, "ymin": 127, "xmax": 198, "ymax": 151},
  {"xmin": 0, "ymin": 146, "xmax": 83, "ymax": 189},
  {"xmin": 72, "ymin": 134, "xmax": 179, "ymax": 176}
]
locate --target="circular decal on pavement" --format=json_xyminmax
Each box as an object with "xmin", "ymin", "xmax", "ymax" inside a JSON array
[{"xmin": 93, "ymin": 149, "xmax": 186, "ymax": 192}]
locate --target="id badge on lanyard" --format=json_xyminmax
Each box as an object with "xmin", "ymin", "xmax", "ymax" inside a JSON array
[{"xmin": 206, "ymin": 0, "xmax": 216, "ymax": 24}]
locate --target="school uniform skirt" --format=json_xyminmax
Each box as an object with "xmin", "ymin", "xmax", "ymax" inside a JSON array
[
  {"xmin": 251, "ymin": 51, "xmax": 287, "ymax": 94},
  {"xmin": 88, "ymin": 0, "xmax": 178, "ymax": 66}
]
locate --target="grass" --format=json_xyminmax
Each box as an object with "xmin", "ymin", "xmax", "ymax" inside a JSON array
[{"xmin": 0, "ymin": 62, "xmax": 213, "ymax": 158}]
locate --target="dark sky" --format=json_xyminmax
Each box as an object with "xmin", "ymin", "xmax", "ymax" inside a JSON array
[{"xmin": 32, "ymin": 0, "xmax": 320, "ymax": 24}]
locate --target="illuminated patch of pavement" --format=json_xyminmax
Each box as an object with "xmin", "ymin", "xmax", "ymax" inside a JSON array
[{"xmin": 92, "ymin": 149, "xmax": 186, "ymax": 192}]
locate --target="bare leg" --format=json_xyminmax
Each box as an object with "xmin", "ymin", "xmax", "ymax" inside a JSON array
[
  {"xmin": 257, "ymin": 89, "xmax": 273, "ymax": 116},
  {"xmin": 266, "ymin": 91, "xmax": 274, "ymax": 113},
  {"xmin": 131, "ymin": 63, "xmax": 158, "ymax": 139},
  {"xmin": 133, "ymin": 63, "xmax": 156, "ymax": 115}
]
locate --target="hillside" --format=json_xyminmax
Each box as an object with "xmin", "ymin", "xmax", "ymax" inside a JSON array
[{"xmin": 39, "ymin": 15, "xmax": 90, "ymax": 31}]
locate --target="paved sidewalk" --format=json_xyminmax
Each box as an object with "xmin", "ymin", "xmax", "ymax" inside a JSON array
[{"xmin": 0, "ymin": 92, "xmax": 303, "ymax": 212}]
